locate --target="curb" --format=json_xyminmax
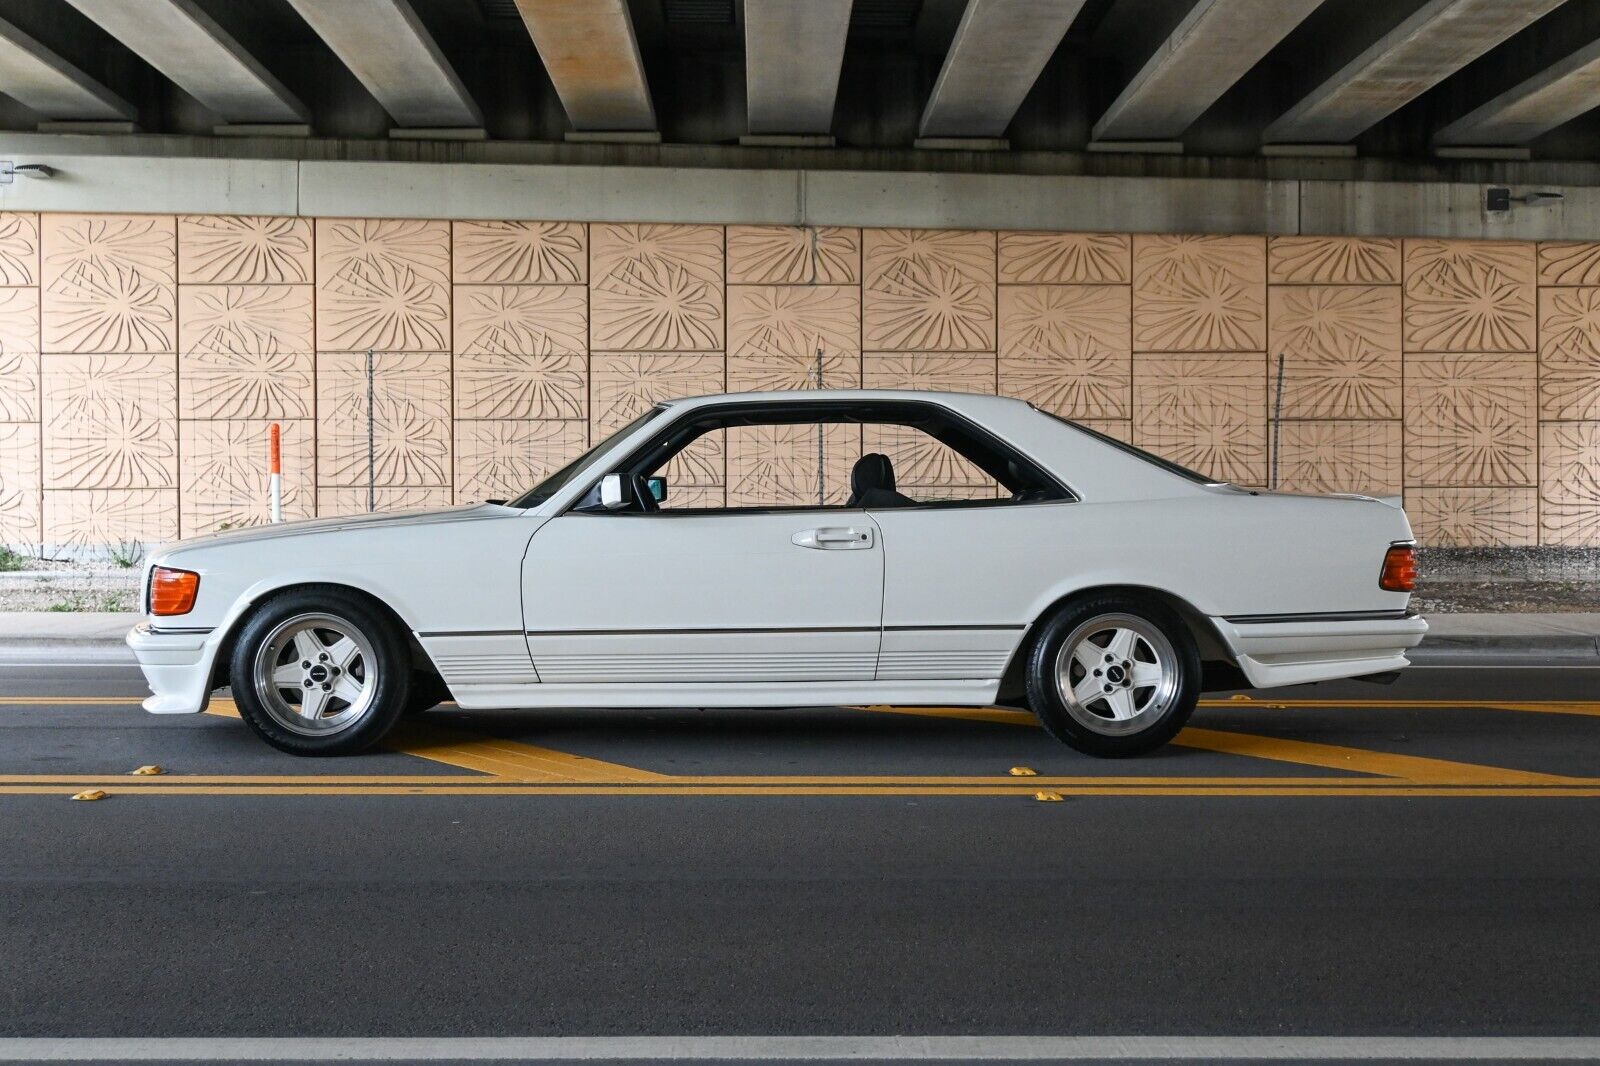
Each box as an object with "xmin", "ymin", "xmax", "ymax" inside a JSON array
[{"xmin": 1408, "ymin": 635, "xmax": 1600, "ymax": 664}]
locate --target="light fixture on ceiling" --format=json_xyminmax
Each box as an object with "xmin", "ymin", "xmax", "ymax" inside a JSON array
[
  {"xmin": 0, "ymin": 161, "xmax": 56, "ymax": 184},
  {"xmin": 1486, "ymin": 186, "xmax": 1563, "ymax": 211}
]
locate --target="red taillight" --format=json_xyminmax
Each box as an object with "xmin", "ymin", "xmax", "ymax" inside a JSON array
[
  {"xmin": 150, "ymin": 567, "xmax": 199, "ymax": 616},
  {"xmin": 1379, "ymin": 545, "xmax": 1418, "ymax": 593}
]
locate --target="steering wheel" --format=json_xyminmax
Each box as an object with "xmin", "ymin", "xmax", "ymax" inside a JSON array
[{"xmin": 630, "ymin": 473, "xmax": 661, "ymax": 513}]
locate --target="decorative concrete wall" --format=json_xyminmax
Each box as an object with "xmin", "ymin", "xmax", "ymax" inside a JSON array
[{"xmin": 0, "ymin": 214, "xmax": 1596, "ymax": 550}]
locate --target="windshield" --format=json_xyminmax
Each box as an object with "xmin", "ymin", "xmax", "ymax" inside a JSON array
[
  {"xmin": 1032, "ymin": 406, "xmax": 1221, "ymax": 486},
  {"xmin": 509, "ymin": 407, "xmax": 666, "ymax": 508}
]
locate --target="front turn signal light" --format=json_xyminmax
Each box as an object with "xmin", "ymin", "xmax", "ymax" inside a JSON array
[
  {"xmin": 150, "ymin": 567, "xmax": 199, "ymax": 616},
  {"xmin": 1379, "ymin": 545, "xmax": 1418, "ymax": 593}
]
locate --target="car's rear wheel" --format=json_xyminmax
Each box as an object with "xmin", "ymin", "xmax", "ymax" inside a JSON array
[
  {"xmin": 1025, "ymin": 594, "xmax": 1200, "ymax": 757},
  {"xmin": 229, "ymin": 590, "xmax": 411, "ymax": 756}
]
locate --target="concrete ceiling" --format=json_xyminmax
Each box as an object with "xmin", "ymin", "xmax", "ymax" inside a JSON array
[{"xmin": 0, "ymin": 0, "xmax": 1595, "ymax": 162}]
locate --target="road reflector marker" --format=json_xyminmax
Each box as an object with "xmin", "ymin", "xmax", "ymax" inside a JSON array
[
  {"xmin": 1230, "ymin": 694, "xmax": 1252, "ymax": 701},
  {"xmin": 1033, "ymin": 790, "xmax": 1064, "ymax": 802},
  {"xmin": 130, "ymin": 765, "xmax": 164, "ymax": 776},
  {"xmin": 1009, "ymin": 766, "xmax": 1037, "ymax": 776},
  {"xmin": 69, "ymin": 789, "xmax": 108, "ymax": 801}
]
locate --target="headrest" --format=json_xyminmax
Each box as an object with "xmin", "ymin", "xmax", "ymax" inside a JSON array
[{"xmin": 851, "ymin": 452, "xmax": 896, "ymax": 496}]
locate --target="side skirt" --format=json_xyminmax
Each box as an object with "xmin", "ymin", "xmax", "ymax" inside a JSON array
[{"xmin": 448, "ymin": 679, "xmax": 1004, "ymax": 710}]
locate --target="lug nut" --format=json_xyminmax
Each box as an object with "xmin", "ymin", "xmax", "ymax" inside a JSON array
[
  {"xmin": 322, "ymin": 683, "xmax": 331, "ymax": 691},
  {"xmin": 319, "ymin": 653, "xmax": 329, "ymax": 662},
  {"xmin": 303, "ymin": 680, "xmax": 312, "ymax": 688},
  {"xmin": 1093, "ymin": 668, "xmax": 1101, "ymax": 676}
]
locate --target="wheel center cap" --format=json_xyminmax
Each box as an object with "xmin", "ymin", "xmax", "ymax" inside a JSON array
[
  {"xmin": 1105, "ymin": 664, "xmax": 1126, "ymax": 684},
  {"xmin": 308, "ymin": 664, "xmax": 329, "ymax": 683}
]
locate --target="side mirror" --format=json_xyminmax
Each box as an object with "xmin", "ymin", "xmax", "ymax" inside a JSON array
[
  {"xmin": 599, "ymin": 474, "xmax": 628, "ymax": 511},
  {"xmin": 646, "ymin": 476, "xmax": 667, "ymax": 503}
]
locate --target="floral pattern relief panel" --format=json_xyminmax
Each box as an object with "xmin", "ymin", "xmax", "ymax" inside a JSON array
[{"xmin": 0, "ymin": 216, "xmax": 1596, "ymax": 549}]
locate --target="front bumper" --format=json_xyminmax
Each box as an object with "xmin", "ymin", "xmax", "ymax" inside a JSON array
[
  {"xmin": 1213, "ymin": 614, "xmax": 1429, "ymax": 689},
  {"xmin": 125, "ymin": 622, "xmax": 218, "ymax": 714}
]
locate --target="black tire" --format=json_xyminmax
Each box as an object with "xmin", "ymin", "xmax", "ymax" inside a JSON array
[
  {"xmin": 404, "ymin": 670, "xmax": 452, "ymax": 716},
  {"xmin": 228, "ymin": 588, "xmax": 412, "ymax": 756},
  {"xmin": 1024, "ymin": 593, "xmax": 1201, "ymax": 757}
]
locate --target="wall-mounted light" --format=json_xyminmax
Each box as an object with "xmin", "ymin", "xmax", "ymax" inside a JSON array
[
  {"xmin": 0, "ymin": 162, "xmax": 56, "ymax": 185},
  {"xmin": 1486, "ymin": 186, "xmax": 1563, "ymax": 211}
]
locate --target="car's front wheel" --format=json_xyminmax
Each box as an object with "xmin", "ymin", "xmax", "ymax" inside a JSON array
[
  {"xmin": 1025, "ymin": 594, "xmax": 1200, "ymax": 757},
  {"xmin": 229, "ymin": 589, "xmax": 411, "ymax": 756}
]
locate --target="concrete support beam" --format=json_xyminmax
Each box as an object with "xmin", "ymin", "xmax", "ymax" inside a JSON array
[
  {"xmin": 12, "ymin": 141, "xmax": 1600, "ymax": 240},
  {"xmin": 513, "ymin": 0, "xmax": 655, "ymax": 133},
  {"xmin": 744, "ymin": 0, "xmax": 850, "ymax": 135},
  {"xmin": 918, "ymin": 0, "xmax": 1088, "ymax": 139},
  {"xmin": 1263, "ymin": 0, "xmax": 1565, "ymax": 144},
  {"xmin": 62, "ymin": 0, "xmax": 307, "ymax": 124},
  {"xmin": 285, "ymin": 0, "xmax": 482, "ymax": 130},
  {"xmin": 1434, "ymin": 36, "xmax": 1600, "ymax": 147},
  {"xmin": 1093, "ymin": 0, "xmax": 1325, "ymax": 142},
  {"xmin": 0, "ymin": 15, "xmax": 134, "ymax": 121}
]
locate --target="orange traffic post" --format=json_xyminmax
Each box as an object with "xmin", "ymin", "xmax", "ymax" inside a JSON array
[{"xmin": 268, "ymin": 422, "xmax": 282, "ymax": 523}]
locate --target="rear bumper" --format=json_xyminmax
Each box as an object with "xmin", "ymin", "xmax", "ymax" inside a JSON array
[
  {"xmin": 1212, "ymin": 614, "xmax": 1429, "ymax": 689},
  {"xmin": 125, "ymin": 622, "xmax": 217, "ymax": 714}
]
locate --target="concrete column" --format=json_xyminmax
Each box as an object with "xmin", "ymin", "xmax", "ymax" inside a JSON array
[
  {"xmin": 744, "ymin": 0, "xmax": 851, "ymax": 137},
  {"xmin": 286, "ymin": 0, "xmax": 483, "ymax": 132},
  {"xmin": 1263, "ymin": 0, "xmax": 1566, "ymax": 145},
  {"xmin": 1093, "ymin": 0, "xmax": 1326, "ymax": 142},
  {"xmin": 918, "ymin": 0, "xmax": 1088, "ymax": 141},
  {"xmin": 1434, "ymin": 36, "xmax": 1600, "ymax": 147},
  {"xmin": 0, "ymin": 15, "xmax": 134, "ymax": 121},
  {"xmin": 62, "ymin": 0, "xmax": 307, "ymax": 124},
  {"xmin": 512, "ymin": 0, "xmax": 656, "ymax": 135}
]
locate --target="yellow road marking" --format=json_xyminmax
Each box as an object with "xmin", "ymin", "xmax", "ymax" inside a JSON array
[
  {"xmin": 3, "ymin": 782, "xmax": 1599, "ymax": 797},
  {"xmin": 2, "ymin": 695, "xmax": 1596, "ymax": 798},
  {"xmin": 859, "ymin": 705, "xmax": 1587, "ymax": 785},
  {"xmin": 195, "ymin": 702, "xmax": 662, "ymax": 782},
  {"xmin": 387, "ymin": 720, "xmax": 667, "ymax": 783},
  {"xmin": 1174, "ymin": 727, "xmax": 1579, "ymax": 785}
]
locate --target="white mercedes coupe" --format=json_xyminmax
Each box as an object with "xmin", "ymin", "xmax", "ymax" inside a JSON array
[{"xmin": 128, "ymin": 391, "xmax": 1426, "ymax": 757}]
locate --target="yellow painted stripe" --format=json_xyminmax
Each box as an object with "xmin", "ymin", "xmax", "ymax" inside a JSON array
[
  {"xmin": 857, "ymin": 705, "xmax": 1587, "ymax": 785},
  {"xmin": 386, "ymin": 721, "xmax": 667, "ymax": 782},
  {"xmin": 3, "ymin": 783, "xmax": 1598, "ymax": 797},
  {"xmin": 9, "ymin": 768, "xmax": 1599, "ymax": 789},
  {"xmin": 1174, "ymin": 726, "xmax": 1582, "ymax": 785},
  {"xmin": 198, "ymin": 701, "xmax": 663, "ymax": 782},
  {"xmin": 0, "ymin": 774, "xmax": 1466, "ymax": 787}
]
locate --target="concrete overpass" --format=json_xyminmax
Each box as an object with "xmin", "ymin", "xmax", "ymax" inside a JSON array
[{"xmin": 0, "ymin": 0, "xmax": 1596, "ymax": 161}]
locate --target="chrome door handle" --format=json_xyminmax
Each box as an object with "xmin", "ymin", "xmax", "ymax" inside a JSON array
[{"xmin": 792, "ymin": 527, "xmax": 874, "ymax": 550}]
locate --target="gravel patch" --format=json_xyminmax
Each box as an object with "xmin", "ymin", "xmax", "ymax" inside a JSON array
[{"xmin": 0, "ymin": 554, "xmax": 140, "ymax": 613}]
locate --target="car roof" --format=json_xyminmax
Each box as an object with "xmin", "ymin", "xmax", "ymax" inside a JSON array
[{"xmin": 661, "ymin": 389, "xmax": 1035, "ymax": 413}]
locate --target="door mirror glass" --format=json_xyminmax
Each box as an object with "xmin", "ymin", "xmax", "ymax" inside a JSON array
[
  {"xmin": 645, "ymin": 476, "xmax": 668, "ymax": 503},
  {"xmin": 599, "ymin": 473, "xmax": 628, "ymax": 511}
]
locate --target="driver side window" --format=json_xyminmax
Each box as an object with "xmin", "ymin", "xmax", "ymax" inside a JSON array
[{"xmin": 632, "ymin": 406, "xmax": 1058, "ymax": 512}]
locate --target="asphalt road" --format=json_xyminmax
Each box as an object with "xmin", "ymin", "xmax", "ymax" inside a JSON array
[{"xmin": 1, "ymin": 653, "xmax": 1597, "ymax": 1061}]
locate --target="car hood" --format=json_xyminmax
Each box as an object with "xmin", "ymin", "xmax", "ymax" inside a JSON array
[{"xmin": 160, "ymin": 503, "xmax": 519, "ymax": 553}]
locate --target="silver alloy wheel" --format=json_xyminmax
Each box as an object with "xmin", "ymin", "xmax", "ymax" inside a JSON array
[
  {"xmin": 1053, "ymin": 612, "xmax": 1180, "ymax": 736},
  {"xmin": 251, "ymin": 612, "xmax": 378, "ymax": 737}
]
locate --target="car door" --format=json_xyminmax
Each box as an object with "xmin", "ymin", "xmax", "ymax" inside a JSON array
[
  {"xmin": 521, "ymin": 509, "xmax": 885, "ymax": 684},
  {"xmin": 868, "ymin": 504, "xmax": 1066, "ymax": 680}
]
